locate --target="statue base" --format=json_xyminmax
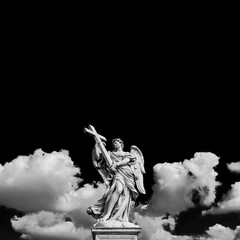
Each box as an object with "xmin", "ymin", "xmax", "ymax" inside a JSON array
[{"xmin": 91, "ymin": 227, "xmax": 142, "ymax": 240}]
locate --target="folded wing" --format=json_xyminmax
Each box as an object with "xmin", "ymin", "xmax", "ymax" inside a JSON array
[{"xmin": 130, "ymin": 145, "xmax": 146, "ymax": 194}]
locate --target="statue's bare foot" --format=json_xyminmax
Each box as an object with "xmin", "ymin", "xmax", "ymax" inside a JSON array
[{"xmin": 100, "ymin": 215, "xmax": 110, "ymax": 221}]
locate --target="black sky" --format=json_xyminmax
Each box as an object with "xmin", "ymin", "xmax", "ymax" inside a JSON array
[{"xmin": 1, "ymin": 2, "xmax": 240, "ymax": 239}]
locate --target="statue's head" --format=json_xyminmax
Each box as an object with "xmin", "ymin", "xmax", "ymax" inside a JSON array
[{"xmin": 112, "ymin": 138, "xmax": 124, "ymax": 150}]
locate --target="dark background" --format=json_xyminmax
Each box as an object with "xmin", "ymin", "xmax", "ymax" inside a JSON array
[{"xmin": 1, "ymin": 2, "xmax": 239, "ymax": 239}]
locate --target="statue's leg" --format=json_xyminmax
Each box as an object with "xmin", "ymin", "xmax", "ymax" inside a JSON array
[{"xmin": 101, "ymin": 180, "xmax": 123, "ymax": 221}]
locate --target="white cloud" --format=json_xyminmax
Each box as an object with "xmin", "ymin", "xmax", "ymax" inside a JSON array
[
  {"xmin": 203, "ymin": 182, "xmax": 240, "ymax": 215},
  {"xmin": 227, "ymin": 162, "xmax": 240, "ymax": 173},
  {"xmin": 11, "ymin": 211, "xmax": 92, "ymax": 240},
  {"xmin": 0, "ymin": 149, "xmax": 107, "ymax": 239},
  {"xmin": 147, "ymin": 152, "xmax": 220, "ymax": 215},
  {"xmin": 171, "ymin": 224, "xmax": 239, "ymax": 240},
  {"xmin": 134, "ymin": 213, "xmax": 174, "ymax": 240},
  {"xmin": 57, "ymin": 182, "xmax": 105, "ymax": 213},
  {"xmin": 0, "ymin": 149, "xmax": 81, "ymax": 212},
  {"xmin": 0, "ymin": 149, "xmax": 105, "ymax": 215},
  {"xmin": 172, "ymin": 236, "xmax": 194, "ymax": 239},
  {"xmin": 60, "ymin": 183, "xmax": 105, "ymax": 228},
  {"xmin": 133, "ymin": 214, "xmax": 240, "ymax": 240},
  {"xmin": 205, "ymin": 224, "xmax": 238, "ymax": 240},
  {"xmin": 183, "ymin": 152, "xmax": 220, "ymax": 206},
  {"xmin": 2, "ymin": 149, "xmax": 239, "ymax": 240},
  {"xmin": 10, "ymin": 181, "xmax": 105, "ymax": 238},
  {"xmin": 149, "ymin": 162, "xmax": 194, "ymax": 214},
  {"xmin": 234, "ymin": 226, "xmax": 240, "ymax": 240}
]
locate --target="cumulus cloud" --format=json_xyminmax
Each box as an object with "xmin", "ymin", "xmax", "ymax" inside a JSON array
[
  {"xmin": 0, "ymin": 149, "xmax": 106, "ymax": 239},
  {"xmin": 134, "ymin": 213, "xmax": 175, "ymax": 240},
  {"xmin": 182, "ymin": 152, "xmax": 220, "ymax": 206},
  {"xmin": 0, "ymin": 149, "xmax": 105, "ymax": 214},
  {"xmin": 227, "ymin": 162, "xmax": 240, "ymax": 173},
  {"xmin": 0, "ymin": 149, "xmax": 80, "ymax": 212},
  {"xmin": 203, "ymin": 182, "xmax": 240, "ymax": 215},
  {"xmin": 134, "ymin": 214, "xmax": 240, "ymax": 240},
  {"xmin": 234, "ymin": 226, "xmax": 240, "ymax": 240},
  {"xmin": 2, "ymin": 149, "xmax": 238, "ymax": 240},
  {"xmin": 146, "ymin": 152, "xmax": 220, "ymax": 215},
  {"xmin": 204, "ymin": 224, "xmax": 239, "ymax": 240},
  {"xmin": 11, "ymin": 211, "xmax": 91, "ymax": 240},
  {"xmin": 61, "ymin": 183, "xmax": 105, "ymax": 228},
  {"xmin": 133, "ymin": 152, "xmax": 234, "ymax": 239}
]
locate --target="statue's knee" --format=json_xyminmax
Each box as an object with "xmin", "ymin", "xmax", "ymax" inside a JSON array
[
  {"xmin": 116, "ymin": 188, "xmax": 122, "ymax": 195},
  {"xmin": 116, "ymin": 185, "xmax": 123, "ymax": 195}
]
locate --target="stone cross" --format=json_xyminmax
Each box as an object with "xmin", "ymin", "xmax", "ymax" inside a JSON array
[{"xmin": 84, "ymin": 125, "xmax": 113, "ymax": 167}]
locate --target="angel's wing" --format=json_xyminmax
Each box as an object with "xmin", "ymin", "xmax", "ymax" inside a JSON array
[{"xmin": 130, "ymin": 145, "xmax": 146, "ymax": 194}]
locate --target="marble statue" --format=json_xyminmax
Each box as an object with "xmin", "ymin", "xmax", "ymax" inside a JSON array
[{"xmin": 84, "ymin": 125, "xmax": 145, "ymax": 228}]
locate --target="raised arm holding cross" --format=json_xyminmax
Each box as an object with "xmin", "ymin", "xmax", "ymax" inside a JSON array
[{"xmin": 84, "ymin": 125, "xmax": 113, "ymax": 167}]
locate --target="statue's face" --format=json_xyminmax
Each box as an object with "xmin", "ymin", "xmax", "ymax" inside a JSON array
[{"xmin": 113, "ymin": 140, "xmax": 122, "ymax": 150}]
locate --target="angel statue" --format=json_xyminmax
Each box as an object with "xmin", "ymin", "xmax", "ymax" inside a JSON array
[{"xmin": 84, "ymin": 125, "xmax": 145, "ymax": 227}]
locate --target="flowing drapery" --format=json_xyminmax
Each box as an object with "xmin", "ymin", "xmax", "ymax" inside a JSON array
[{"xmin": 88, "ymin": 151, "xmax": 139, "ymax": 222}]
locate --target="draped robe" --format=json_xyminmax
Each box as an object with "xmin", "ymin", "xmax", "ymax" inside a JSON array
[{"xmin": 88, "ymin": 150, "xmax": 139, "ymax": 222}]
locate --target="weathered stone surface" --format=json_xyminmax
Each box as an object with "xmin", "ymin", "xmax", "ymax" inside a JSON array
[
  {"xmin": 93, "ymin": 220, "xmax": 139, "ymax": 228},
  {"xmin": 91, "ymin": 227, "xmax": 142, "ymax": 240}
]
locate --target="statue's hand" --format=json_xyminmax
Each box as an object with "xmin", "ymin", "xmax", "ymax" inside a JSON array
[
  {"xmin": 110, "ymin": 162, "xmax": 117, "ymax": 172},
  {"xmin": 95, "ymin": 141, "xmax": 106, "ymax": 149},
  {"xmin": 129, "ymin": 156, "xmax": 136, "ymax": 162}
]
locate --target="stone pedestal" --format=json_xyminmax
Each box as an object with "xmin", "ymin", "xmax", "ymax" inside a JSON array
[{"xmin": 91, "ymin": 227, "xmax": 142, "ymax": 240}]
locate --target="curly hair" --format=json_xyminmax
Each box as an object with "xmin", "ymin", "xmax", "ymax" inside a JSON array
[{"xmin": 112, "ymin": 138, "xmax": 124, "ymax": 148}]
